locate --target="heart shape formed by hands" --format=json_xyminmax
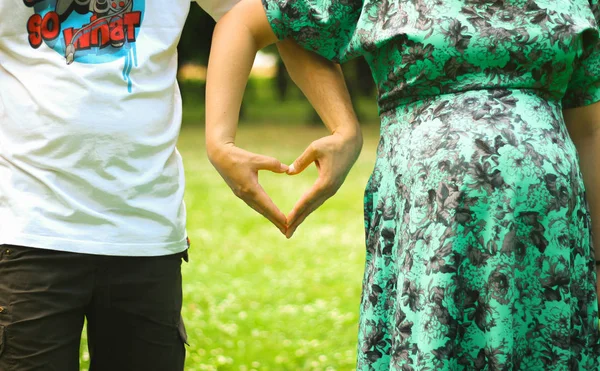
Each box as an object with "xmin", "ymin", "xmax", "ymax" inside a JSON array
[
  {"xmin": 210, "ymin": 132, "xmax": 362, "ymax": 239},
  {"xmin": 248, "ymin": 132, "xmax": 363, "ymax": 238}
]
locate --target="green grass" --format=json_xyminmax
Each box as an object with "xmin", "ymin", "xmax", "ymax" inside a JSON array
[
  {"xmin": 79, "ymin": 92, "xmax": 382, "ymax": 371},
  {"xmin": 178, "ymin": 122, "xmax": 380, "ymax": 371}
]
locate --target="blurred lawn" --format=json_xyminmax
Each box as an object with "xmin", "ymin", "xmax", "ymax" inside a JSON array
[
  {"xmin": 179, "ymin": 79, "xmax": 380, "ymax": 127},
  {"xmin": 80, "ymin": 83, "xmax": 382, "ymax": 370},
  {"xmin": 178, "ymin": 122, "xmax": 380, "ymax": 371}
]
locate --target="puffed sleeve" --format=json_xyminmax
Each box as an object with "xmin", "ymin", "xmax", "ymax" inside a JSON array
[
  {"xmin": 261, "ymin": 0, "xmax": 364, "ymax": 63},
  {"xmin": 195, "ymin": 0, "xmax": 240, "ymax": 21},
  {"xmin": 563, "ymin": 2, "xmax": 600, "ymax": 109}
]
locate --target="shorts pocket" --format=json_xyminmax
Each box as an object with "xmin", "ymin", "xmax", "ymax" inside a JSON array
[
  {"xmin": 0, "ymin": 246, "xmax": 10, "ymax": 261},
  {"xmin": 180, "ymin": 248, "xmax": 189, "ymax": 263},
  {"xmin": 177, "ymin": 315, "xmax": 189, "ymax": 346}
]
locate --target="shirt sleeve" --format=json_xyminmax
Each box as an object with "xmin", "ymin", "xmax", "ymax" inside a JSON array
[
  {"xmin": 563, "ymin": 1, "xmax": 600, "ymax": 109},
  {"xmin": 194, "ymin": 0, "xmax": 240, "ymax": 21},
  {"xmin": 261, "ymin": 0, "xmax": 364, "ymax": 63}
]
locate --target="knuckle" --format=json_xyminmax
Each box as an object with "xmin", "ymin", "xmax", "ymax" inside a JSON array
[
  {"xmin": 248, "ymin": 157, "xmax": 260, "ymax": 168},
  {"xmin": 321, "ymin": 188, "xmax": 335, "ymax": 198},
  {"xmin": 320, "ymin": 181, "xmax": 339, "ymax": 197},
  {"xmin": 253, "ymin": 154, "xmax": 267, "ymax": 164},
  {"xmin": 309, "ymin": 142, "xmax": 322, "ymax": 156},
  {"xmin": 320, "ymin": 179, "xmax": 335, "ymax": 190},
  {"xmin": 236, "ymin": 185, "xmax": 255, "ymax": 198},
  {"xmin": 315, "ymin": 181, "xmax": 328, "ymax": 192},
  {"xmin": 232, "ymin": 188, "xmax": 243, "ymax": 198},
  {"xmin": 327, "ymin": 188, "xmax": 339, "ymax": 197}
]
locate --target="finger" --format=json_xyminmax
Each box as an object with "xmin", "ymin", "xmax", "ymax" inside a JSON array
[
  {"xmin": 288, "ymin": 143, "xmax": 318, "ymax": 175},
  {"xmin": 286, "ymin": 195, "xmax": 328, "ymax": 239},
  {"xmin": 253, "ymin": 154, "xmax": 289, "ymax": 173},
  {"xmin": 285, "ymin": 182, "xmax": 330, "ymax": 238},
  {"xmin": 245, "ymin": 198, "xmax": 287, "ymax": 234},
  {"xmin": 242, "ymin": 186, "xmax": 288, "ymax": 233}
]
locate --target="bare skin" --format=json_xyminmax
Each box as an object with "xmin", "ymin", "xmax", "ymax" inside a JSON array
[
  {"xmin": 206, "ymin": 0, "xmax": 362, "ymax": 238},
  {"xmin": 564, "ymin": 101, "xmax": 600, "ymax": 309},
  {"xmin": 207, "ymin": 0, "xmax": 600, "ymax": 317}
]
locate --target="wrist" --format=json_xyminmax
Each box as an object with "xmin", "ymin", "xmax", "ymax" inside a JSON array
[
  {"xmin": 206, "ymin": 141, "xmax": 235, "ymax": 164},
  {"xmin": 333, "ymin": 123, "xmax": 362, "ymax": 143}
]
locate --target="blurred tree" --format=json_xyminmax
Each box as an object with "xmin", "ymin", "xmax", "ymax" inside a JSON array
[
  {"xmin": 177, "ymin": 6, "xmax": 376, "ymax": 124},
  {"xmin": 178, "ymin": 5, "xmax": 215, "ymax": 67},
  {"xmin": 355, "ymin": 58, "xmax": 375, "ymax": 98},
  {"xmin": 178, "ymin": 6, "xmax": 254, "ymax": 119},
  {"xmin": 275, "ymin": 58, "xmax": 290, "ymax": 102}
]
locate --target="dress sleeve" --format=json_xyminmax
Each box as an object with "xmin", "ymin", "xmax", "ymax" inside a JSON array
[
  {"xmin": 261, "ymin": 0, "xmax": 364, "ymax": 63},
  {"xmin": 194, "ymin": 0, "xmax": 240, "ymax": 21},
  {"xmin": 562, "ymin": 1, "xmax": 600, "ymax": 109}
]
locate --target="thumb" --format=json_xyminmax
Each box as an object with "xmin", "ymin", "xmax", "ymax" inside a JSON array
[
  {"xmin": 288, "ymin": 143, "xmax": 318, "ymax": 175},
  {"xmin": 254, "ymin": 154, "xmax": 289, "ymax": 173}
]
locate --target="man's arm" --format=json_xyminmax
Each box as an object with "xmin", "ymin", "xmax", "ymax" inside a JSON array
[
  {"xmin": 206, "ymin": 0, "xmax": 362, "ymax": 237},
  {"xmin": 564, "ymin": 102, "xmax": 600, "ymax": 307}
]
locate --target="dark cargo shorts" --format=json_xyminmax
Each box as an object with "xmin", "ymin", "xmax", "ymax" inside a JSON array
[{"xmin": 0, "ymin": 245, "xmax": 188, "ymax": 371}]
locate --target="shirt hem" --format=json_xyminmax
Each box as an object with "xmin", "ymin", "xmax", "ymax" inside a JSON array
[{"xmin": 0, "ymin": 233, "xmax": 189, "ymax": 257}]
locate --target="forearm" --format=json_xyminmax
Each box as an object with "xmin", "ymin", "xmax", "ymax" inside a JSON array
[
  {"xmin": 277, "ymin": 40, "xmax": 362, "ymax": 140},
  {"xmin": 205, "ymin": 0, "xmax": 277, "ymax": 158},
  {"xmin": 276, "ymin": 42, "xmax": 364, "ymax": 236},
  {"xmin": 204, "ymin": 1, "xmax": 289, "ymax": 232}
]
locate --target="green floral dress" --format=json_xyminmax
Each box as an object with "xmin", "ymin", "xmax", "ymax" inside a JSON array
[{"xmin": 262, "ymin": 0, "xmax": 600, "ymax": 369}]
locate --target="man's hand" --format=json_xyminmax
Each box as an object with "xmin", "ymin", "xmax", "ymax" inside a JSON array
[
  {"xmin": 208, "ymin": 143, "xmax": 289, "ymax": 234},
  {"xmin": 206, "ymin": 1, "xmax": 361, "ymax": 238},
  {"xmin": 285, "ymin": 130, "xmax": 362, "ymax": 238}
]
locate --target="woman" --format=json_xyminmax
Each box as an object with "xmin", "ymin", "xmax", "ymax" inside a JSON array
[{"xmin": 206, "ymin": 0, "xmax": 600, "ymax": 369}]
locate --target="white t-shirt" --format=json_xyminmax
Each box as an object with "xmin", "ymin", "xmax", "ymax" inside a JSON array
[{"xmin": 0, "ymin": 0, "xmax": 238, "ymax": 256}]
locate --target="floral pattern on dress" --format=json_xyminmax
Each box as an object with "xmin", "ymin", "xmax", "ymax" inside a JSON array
[{"xmin": 262, "ymin": 0, "xmax": 600, "ymax": 369}]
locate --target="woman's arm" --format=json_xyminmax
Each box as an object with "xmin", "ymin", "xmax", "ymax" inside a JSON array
[
  {"xmin": 276, "ymin": 40, "xmax": 362, "ymax": 238},
  {"xmin": 206, "ymin": 0, "xmax": 362, "ymax": 237},
  {"xmin": 564, "ymin": 102, "xmax": 600, "ymax": 306}
]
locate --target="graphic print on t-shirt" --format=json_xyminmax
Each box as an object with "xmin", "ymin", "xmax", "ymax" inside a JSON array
[{"xmin": 23, "ymin": 0, "xmax": 145, "ymax": 92}]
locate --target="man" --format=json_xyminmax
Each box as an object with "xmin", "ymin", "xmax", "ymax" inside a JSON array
[{"xmin": 0, "ymin": 0, "xmax": 361, "ymax": 370}]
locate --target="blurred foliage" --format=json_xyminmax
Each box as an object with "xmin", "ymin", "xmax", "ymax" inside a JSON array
[
  {"xmin": 178, "ymin": 5, "xmax": 216, "ymax": 66},
  {"xmin": 80, "ymin": 6, "xmax": 385, "ymax": 370},
  {"xmin": 79, "ymin": 123, "xmax": 381, "ymax": 371},
  {"xmin": 176, "ymin": 124, "xmax": 379, "ymax": 370},
  {"xmin": 176, "ymin": 5, "xmax": 378, "ymax": 126},
  {"xmin": 179, "ymin": 78, "xmax": 380, "ymax": 128}
]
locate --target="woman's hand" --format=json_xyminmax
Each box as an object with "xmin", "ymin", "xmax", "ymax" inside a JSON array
[
  {"xmin": 285, "ymin": 129, "xmax": 363, "ymax": 238},
  {"xmin": 206, "ymin": 0, "xmax": 361, "ymax": 237},
  {"xmin": 208, "ymin": 143, "xmax": 289, "ymax": 234}
]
